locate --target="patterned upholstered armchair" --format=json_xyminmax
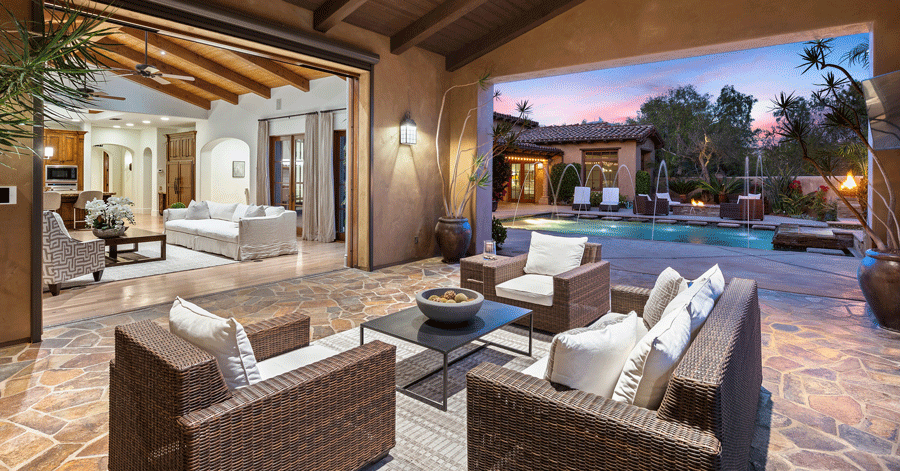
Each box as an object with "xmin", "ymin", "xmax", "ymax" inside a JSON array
[{"xmin": 42, "ymin": 211, "xmax": 104, "ymax": 295}]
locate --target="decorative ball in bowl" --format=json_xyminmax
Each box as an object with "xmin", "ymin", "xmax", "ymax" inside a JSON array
[{"xmin": 415, "ymin": 288, "xmax": 484, "ymax": 324}]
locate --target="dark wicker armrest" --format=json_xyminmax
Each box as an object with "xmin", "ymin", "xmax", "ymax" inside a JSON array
[
  {"xmin": 177, "ymin": 340, "xmax": 396, "ymax": 471},
  {"xmin": 610, "ymin": 284, "xmax": 651, "ymax": 317},
  {"xmin": 467, "ymin": 363, "xmax": 720, "ymax": 470},
  {"xmin": 553, "ymin": 260, "xmax": 610, "ymax": 309},
  {"xmin": 244, "ymin": 313, "xmax": 310, "ymax": 361},
  {"xmin": 482, "ymin": 253, "xmax": 528, "ymax": 296}
]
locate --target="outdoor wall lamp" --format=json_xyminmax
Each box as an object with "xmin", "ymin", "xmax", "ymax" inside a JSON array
[
  {"xmin": 400, "ymin": 112, "xmax": 417, "ymax": 145},
  {"xmin": 44, "ymin": 147, "xmax": 54, "ymax": 159}
]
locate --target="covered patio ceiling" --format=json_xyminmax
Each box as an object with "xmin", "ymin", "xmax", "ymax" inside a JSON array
[{"xmin": 290, "ymin": 0, "xmax": 588, "ymax": 71}]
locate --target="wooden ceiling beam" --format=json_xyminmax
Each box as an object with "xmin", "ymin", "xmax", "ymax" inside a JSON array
[
  {"xmin": 445, "ymin": 0, "xmax": 588, "ymax": 72},
  {"xmin": 117, "ymin": 28, "xmax": 272, "ymax": 99},
  {"xmin": 390, "ymin": 0, "xmax": 491, "ymax": 55},
  {"xmin": 313, "ymin": 0, "xmax": 369, "ymax": 33},
  {"xmin": 90, "ymin": 55, "xmax": 211, "ymax": 110},
  {"xmin": 97, "ymin": 38, "xmax": 241, "ymax": 105},
  {"xmin": 236, "ymin": 53, "xmax": 311, "ymax": 92}
]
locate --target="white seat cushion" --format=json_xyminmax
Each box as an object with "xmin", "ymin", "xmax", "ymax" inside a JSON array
[
  {"xmin": 656, "ymin": 193, "xmax": 672, "ymax": 205},
  {"xmin": 738, "ymin": 193, "xmax": 762, "ymax": 201},
  {"xmin": 496, "ymin": 274, "xmax": 554, "ymax": 307},
  {"xmin": 643, "ymin": 267, "xmax": 687, "ymax": 329},
  {"xmin": 573, "ymin": 186, "xmax": 591, "ymax": 204},
  {"xmin": 207, "ymin": 201, "xmax": 238, "ymax": 221},
  {"xmin": 601, "ymin": 188, "xmax": 619, "ymax": 205},
  {"xmin": 612, "ymin": 303, "xmax": 692, "ymax": 409},
  {"xmin": 165, "ymin": 219, "xmax": 206, "ymax": 235},
  {"xmin": 257, "ymin": 345, "xmax": 341, "ymax": 381},
  {"xmin": 195, "ymin": 219, "xmax": 240, "ymax": 244},
  {"xmin": 521, "ymin": 356, "xmax": 549, "ymax": 379},
  {"xmin": 544, "ymin": 311, "xmax": 641, "ymax": 397},
  {"xmin": 523, "ymin": 232, "xmax": 587, "ymax": 276},
  {"xmin": 168, "ymin": 297, "xmax": 261, "ymax": 390}
]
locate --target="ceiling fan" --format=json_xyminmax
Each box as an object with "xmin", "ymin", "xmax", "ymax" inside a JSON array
[
  {"xmin": 127, "ymin": 31, "xmax": 195, "ymax": 85},
  {"xmin": 77, "ymin": 87, "xmax": 126, "ymax": 101}
]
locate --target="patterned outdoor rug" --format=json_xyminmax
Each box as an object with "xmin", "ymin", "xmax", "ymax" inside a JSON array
[{"xmin": 312, "ymin": 324, "xmax": 553, "ymax": 470}]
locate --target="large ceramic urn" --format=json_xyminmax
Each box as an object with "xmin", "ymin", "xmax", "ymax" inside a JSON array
[
  {"xmin": 858, "ymin": 249, "xmax": 900, "ymax": 332},
  {"xmin": 435, "ymin": 217, "xmax": 471, "ymax": 263}
]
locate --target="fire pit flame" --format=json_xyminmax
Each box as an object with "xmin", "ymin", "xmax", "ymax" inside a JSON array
[
  {"xmin": 691, "ymin": 199, "xmax": 705, "ymax": 207},
  {"xmin": 839, "ymin": 171, "xmax": 857, "ymax": 191}
]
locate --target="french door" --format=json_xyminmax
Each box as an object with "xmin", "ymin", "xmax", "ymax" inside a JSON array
[
  {"xmin": 333, "ymin": 130, "xmax": 347, "ymax": 240},
  {"xmin": 509, "ymin": 162, "xmax": 536, "ymax": 203},
  {"xmin": 270, "ymin": 134, "xmax": 303, "ymax": 211}
]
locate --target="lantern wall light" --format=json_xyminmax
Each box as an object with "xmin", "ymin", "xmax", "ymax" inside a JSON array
[{"xmin": 400, "ymin": 112, "xmax": 417, "ymax": 145}]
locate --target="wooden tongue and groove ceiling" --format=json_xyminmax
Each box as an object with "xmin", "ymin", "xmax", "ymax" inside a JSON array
[
  {"xmin": 48, "ymin": 14, "xmax": 335, "ymax": 110},
  {"xmin": 296, "ymin": 0, "xmax": 588, "ymax": 71}
]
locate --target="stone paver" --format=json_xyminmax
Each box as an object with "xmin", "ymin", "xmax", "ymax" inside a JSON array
[{"xmin": 0, "ymin": 253, "xmax": 897, "ymax": 469}]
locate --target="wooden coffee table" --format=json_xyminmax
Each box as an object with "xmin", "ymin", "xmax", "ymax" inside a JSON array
[{"xmin": 70, "ymin": 228, "xmax": 167, "ymax": 267}]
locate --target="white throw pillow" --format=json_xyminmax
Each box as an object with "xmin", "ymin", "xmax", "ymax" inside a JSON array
[
  {"xmin": 207, "ymin": 202, "xmax": 238, "ymax": 221},
  {"xmin": 265, "ymin": 206, "xmax": 286, "ymax": 217},
  {"xmin": 612, "ymin": 303, "xmax": 692, "ymax": 409},
  {"xmin": 643, "ymin": 267, "xmax": 686, "ymax": 329},
  {"xmin": 544, "ymin": 311, "xmax": 641, "ymax": 397},
  {"xmin": 523, "ymin": 232, "xmax": 587, "ymax": 276},
  {"xmin": 232, "ymin": 204, "xmax": 250, "ymax": 222},
  {"xmin": 168, "ymin": 297, "xmax": 261, "ymax": 389},
  {"xmin": 185, "ymin": 200, "xmax": 211, "ymax": 220},
  {"xmin": 243, "ymin": 204, "xmax": 266, "ymax": 218},
  {"xmin": 661, "ymin": 264, "xmax": 725, "ymax": 336}
]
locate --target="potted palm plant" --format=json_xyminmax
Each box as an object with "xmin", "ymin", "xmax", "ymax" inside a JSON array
[
  {"xmin": 433, "ymin": 72, "xmax": 532, "ymax": 262},
  {"xmin": 772, "ymin": 39, "xmax": 900, "ymax": 331},
  {"xmin": 1, "ymin": 2, "xmax": 114, "ymax": 157}
]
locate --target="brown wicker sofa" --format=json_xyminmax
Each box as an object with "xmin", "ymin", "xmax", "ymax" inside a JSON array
[
  {"xmin": 480, "ymin": 243, "xmax": 610, "ymax": 333},
  {"xmin": 467, "ymin": 278, "xmax": 762, "ymax": 470},
  {"xmin": 720, "ymin": 198, "xmax": 764, "ymax": 220},
  {"xmin": 110, "ymin": 314, "xmax": 396, "ymax": 471},
  {"xmin": 635, "ymin": 194, "xmax": 669, "ymax": 216}
]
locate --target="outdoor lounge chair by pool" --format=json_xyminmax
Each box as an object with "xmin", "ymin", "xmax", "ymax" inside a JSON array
[
  {"xmin": 599, "ymin": 187, "xmax": 620, "ymax": 212},
  {"xmin": 720, "ymin": 197, "xmax": 764, "ymax": 220},
  {"xmin": 572, "ymin": 186, "xmax": 591, "ymax": 211},
  {"xmin": 635, "ymin": 194, "xmax": 669, "ymax": 216},
  {"xmin": 467, "ymin": 278, "xmax": 762, "ymax": 471}
]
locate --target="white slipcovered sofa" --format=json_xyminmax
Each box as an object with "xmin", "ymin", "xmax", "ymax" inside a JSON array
[{"xmin": 163, "ymin": 202, "xmax": 297, "ymax": 261}]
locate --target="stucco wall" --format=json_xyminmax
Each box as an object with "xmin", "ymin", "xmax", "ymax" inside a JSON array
[
  {"xmin": 447, "ymin": 0, "xmax": 900, "ymax": 249},
  {"xmin": 552, "ymin": 140, "xmax": 641, "ymax": 200}
]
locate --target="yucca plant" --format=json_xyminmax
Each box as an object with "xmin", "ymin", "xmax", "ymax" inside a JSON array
[{"xmin": 0, "ymin": 1, "xmax": 115, "ymax": 159}]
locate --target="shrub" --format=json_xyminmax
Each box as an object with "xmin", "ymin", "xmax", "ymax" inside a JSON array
[
  {"xmin": 492, "ymin": 217, "xmax": 507, "ymax": 249},
  {"xmin": 492, "ymin": 154, "xmax": 511, "ymax": 201},
  {"xmin": 668, "ymin": 178, "xmax": 700, "ymax": 195},
  {"xmin": 170, "ymin": 202, "xmax": 186, "ymax": 209},
  {"xmin": 549, "ymin": 163, "xmax": 581, "ymax": 204},
  {"xmin": 811, "ymin": 186, "xmax": 837, "ymax": 221},
  {"xmin": 590, "ymin": 191, "xmax": 602, "ymax": 207},
  {"xmin": 635, "ymin": 170, "xmax": 651, "ymax": 195}
]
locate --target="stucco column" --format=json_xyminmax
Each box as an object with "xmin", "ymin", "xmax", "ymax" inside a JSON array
[
  {"xmin": 473, "ymin": 84, "xmax": 494, "ymax": 254},
  {"xmin": 870, "ymin": 24, "xmax": 900, "ymax": 249}
]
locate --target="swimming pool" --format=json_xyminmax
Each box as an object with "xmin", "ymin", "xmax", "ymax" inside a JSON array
[{"xmin": 501, "ymin": 216, "xmax": 776, "ymax": 250}]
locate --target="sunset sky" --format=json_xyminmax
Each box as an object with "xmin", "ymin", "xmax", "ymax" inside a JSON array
[{"xmin": 493, "ymin": 34, "xmax": 869, "ymax": 132}]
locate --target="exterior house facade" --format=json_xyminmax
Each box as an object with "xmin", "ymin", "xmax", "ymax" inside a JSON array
[{"xmin": 496, "ymin": 116, "xmax": 663, "ymax": 204}]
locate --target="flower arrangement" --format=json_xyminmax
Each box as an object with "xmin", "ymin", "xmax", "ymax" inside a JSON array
[{"xmin": 85, "ymin": 196, "xmax": 135, "ymax": 230}]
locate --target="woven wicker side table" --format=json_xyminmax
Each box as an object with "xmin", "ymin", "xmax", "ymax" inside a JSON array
[{"xmin": 460, "ymin": 254, "xmax": 508, "ymax": 294}]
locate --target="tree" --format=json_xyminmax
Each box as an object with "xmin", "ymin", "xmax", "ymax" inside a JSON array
[{"xmin": 629, "ymin": 85, "xmax": 759, "ymax": 181}]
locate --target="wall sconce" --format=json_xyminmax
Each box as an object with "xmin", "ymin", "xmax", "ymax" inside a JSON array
[
  {"xmin": 400, "ymin": 112, "xmax": 417, "ymax": 145},
  {"xmin": 44, "ymin": 147, "xmax": 54, "ymax": 159}
]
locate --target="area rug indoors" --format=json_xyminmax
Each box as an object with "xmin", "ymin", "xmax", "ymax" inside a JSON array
[{"xmin": 59, "ymin": 244, "xmax": 236, "ymax": 289}]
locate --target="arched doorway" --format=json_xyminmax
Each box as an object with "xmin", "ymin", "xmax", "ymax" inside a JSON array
[{"xmin": 199, "ymin": 138, "xmax": 250, "ymax": 203}]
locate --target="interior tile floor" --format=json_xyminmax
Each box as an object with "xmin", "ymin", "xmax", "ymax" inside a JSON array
[{"xmin": 2, "ymin": 247, "xmax": 898, "ymax": 469}]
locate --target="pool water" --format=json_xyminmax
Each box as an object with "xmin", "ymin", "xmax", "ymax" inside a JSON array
[{"xmin": 502, "ymin": 216, "xmax": 775, "ymax": 251}]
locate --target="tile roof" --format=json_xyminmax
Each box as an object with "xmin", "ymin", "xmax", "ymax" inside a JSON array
[
  {"xmin": 503, "ymin": 141, "xmax": 562, "ymax": 155},
  {"xmin": 493, "ymin": 111, "xmax": 539, "ymax": 129},
  {"xmin": 518, "ymin": 123, "xmax": 663, "ymax": 146}
]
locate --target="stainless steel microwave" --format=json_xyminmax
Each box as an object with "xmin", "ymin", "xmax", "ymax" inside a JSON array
[{"xmin": 45, "ymin": 165, "xmax": 78, "ymax": 183}]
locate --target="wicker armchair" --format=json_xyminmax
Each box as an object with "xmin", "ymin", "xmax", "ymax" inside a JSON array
[
  {"xmin": 467, "ymin": 279, "xmax": 762, "ymax": 471},
  {"xmin": 110, "ymin": 314, "xmax": 396, "ymax": 471},
  {"xmin": 481, "ymin": 243, "xmax": 609, "ymax": 333},
  {"xmin": 720, "ymin": 198, "xmax": 764, "ymax": 220},
  {"xmin": 634, "ymin": 194, "xmax": 669, "ymax": 216}
]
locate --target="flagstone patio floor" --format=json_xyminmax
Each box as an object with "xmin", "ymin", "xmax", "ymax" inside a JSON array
[{"xmin": 0, "ymin": 255, "xmax": 897, "ymax": 470}]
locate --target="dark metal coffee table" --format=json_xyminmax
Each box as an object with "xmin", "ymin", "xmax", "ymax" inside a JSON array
[
  {"xmin": 360, "ymin": 300, "xmax": 532, "ymax": 411},
  {"xmin": 71, "ymin": 228, "xmax": 166, "ymax": 267}
]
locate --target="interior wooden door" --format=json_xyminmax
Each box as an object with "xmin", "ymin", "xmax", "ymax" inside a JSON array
[
  {"xmin": 333, "ymin": 130, "xmax": 346, "ymax": 240},
  {"xmin": 103, "ymin": 153, "xmax": 110, "ymax": 193},
  {"xmin": 166, "ymin": 161, "xmax": 181, "ymax": 206},
  {"xmin": 178, "ymin": 161, "xmax": 195, "ymax": 203}
]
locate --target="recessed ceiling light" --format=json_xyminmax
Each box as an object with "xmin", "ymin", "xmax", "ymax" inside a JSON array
[
  {"xmin": 126, "ymin": 123, "xmax": 134, "ymax": 126},
  {"xmin": 113, "ymin": 125, "xmax": 121, "ymax": 128},
  {"xmin": 160, "ymin": 51, "xmax": 166, "ymax": 55},
  {"xmin": 160, "ymin": 117, "xmax": 170, "ymax": 121},
  {"xmin": 142, "ymin": 120, "xmax": 151, "ymax": 124}
]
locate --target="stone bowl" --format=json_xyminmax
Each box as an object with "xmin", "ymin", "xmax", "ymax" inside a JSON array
[{"xmin": 415, "ymin": 288, "xmax": 484, "ymax": 325}]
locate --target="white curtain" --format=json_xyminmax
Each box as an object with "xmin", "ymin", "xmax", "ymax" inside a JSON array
[
  {"xmin": 256, "ymin": 120, "xmax": 270, "ymax": 205},
  {"xmin": 301, "ymin": 112, "xmax": 336, "ymax": 242}
]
